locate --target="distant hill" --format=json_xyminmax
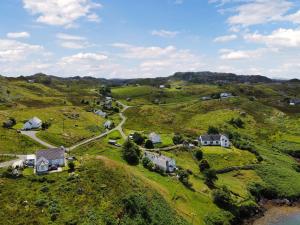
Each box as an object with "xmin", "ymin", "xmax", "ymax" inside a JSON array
[{"xmin": 2, "ymin": 71, "xmax": 296, "ymax": 87}]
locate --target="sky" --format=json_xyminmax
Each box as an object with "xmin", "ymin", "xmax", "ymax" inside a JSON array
[{"xmin": 0, "ymin": 0, "xmax": 300, "ymax": 79}]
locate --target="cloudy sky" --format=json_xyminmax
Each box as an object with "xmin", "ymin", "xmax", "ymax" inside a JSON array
[{"xmin": 0, "ymin": 0, "xmax": 300, "ymax": 79}]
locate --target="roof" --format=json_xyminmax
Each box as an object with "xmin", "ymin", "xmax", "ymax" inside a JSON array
[
  {"xmin": 144, "ymin": 152, "xmax": 175, "ymax": 168},
  {"xmin": 290, "ymin": 99, "xmax": 300, "ymax": 104},
  {"xmin": 28, "ymin": 117, "xmax": 42, "ymax": 125},
  {"xmin": 200, "ymin": 134, "xmax": 221, "ymax": 142},
  {"xmin": 149, "ymin": 132, "xmax": 160, "ymax": 138},
  {"xmin": 36, "ymin": 148, "xmax": 65, "ymax": 161}
]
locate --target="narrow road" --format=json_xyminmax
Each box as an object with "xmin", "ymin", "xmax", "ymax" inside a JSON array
[
  {"xmin": 0, "ymin": 154, "xmax": 27, "ymax": 168},
  {"xmin": 68, "ymin": 101, "xmax": 131, "ymax": 151},
  {"xmin": 21, "ymin": 131, "xmax": 56, "ymax": 148}
]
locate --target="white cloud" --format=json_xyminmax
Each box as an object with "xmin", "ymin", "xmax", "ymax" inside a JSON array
[
  {"xmin": 112, "ymin": 43, "xmax": 177, "ymax": 59},
  {"xmin": 227, "ymin": 0, "xmax": 292, "ymax": 27},
  {"xmin": 151, "ymin": 29, "xmax": 179, "ymax": 38},
  {"xmin": 56, "ymin": 33, "xmax": 90, "ymax": 49},
  {"xmin": 22, "ymin": 0, "xmax": 102, "ymax": 27},
  {"xmin": 60, "ymin": 52, "xmax": 107, "ymax": 64},
  {"xmin": 0, "ymin": 39, "xmax": 44, "ymax": 62},
  {"xmin": 6, "ymin": 32, "xmax": 30, "ymax": 39},
  {"xmin": 56, "ymin": 33, "xmax": 86, "ymax": 41},
  {"xmin": 244, "ymin": 28, "xmax": 300, "ymax": 48},
  {"xmin": 214, "ymin": 34, "xmax": 237, "ymax": 42},
  {"xmin": 219, "ymin": 48, "xmax": 267, "ymax": 60}
]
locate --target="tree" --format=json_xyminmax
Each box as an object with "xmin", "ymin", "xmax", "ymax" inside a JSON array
[
  {"xmin": 142, "ymin": 157, "xmax": 154, "ymax": 171},
  {"xmin": 212, "ymin": 186, "xmax": 233, "ymax": 209},
  {"xmin": 207, "ymin": 126, "xmax": 219, "ymax": 134},
  {"xmin": 132, "ymin": 132, "xmax": 145, "ymax": 145},
  {"xmin": 2, "ymin": 118, "xmax": 16, "ymax": 129},
  {"xmin": 122, "ymin": 139, "xmax": 141, "ymax": 165},
  {"xmin": 228, "ymin": 118, "xmax": 244, "ymax": 128},
  {"xmin": 195, "ymin": 149, "xmax": 203, "ymax": 161},
  {"xmin": 68, "ymin": 161, "xmax": 75, "ymax": 172},
  {"xmin": 172, "ymin": 134, "xmax": 184, "ymax": 145},
  {"xmin": 178, "ymin": 170, "xmax": 193, "ymax": 190},
  {"xmin": 145, "ymin": 140, "xmax": 154, "ymax": 149},
  {"xmin": 204, "ymin": 169, "xmax": 218, "ymax": 187},
  {"xmin": 42, "ymin": 121, "xmax": 51, "ymax": 130},
  {"xmin": 99, "ymin": 85, "xmax": 111, "ymax": 97},
  {"xmin": 199, "ymin": 159, "xmax": 210, "ymax": 172}
]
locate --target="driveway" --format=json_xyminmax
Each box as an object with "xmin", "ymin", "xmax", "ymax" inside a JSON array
[{"xmin": 21, "ymin": 131, "xmax": 56, "ymax": 148}]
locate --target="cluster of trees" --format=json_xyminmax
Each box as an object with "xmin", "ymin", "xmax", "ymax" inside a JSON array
[
  {"xmin": 131, "ymin": 132, "xmax": 154, "ymax": 149},
  {"xmin": 42, "ymin": 121, "xmax": 51, "ymax": 130},
  {"xmin": 178, "ymin": 169, "xmax": 194, "ymax": 190},
  {"xmin": 122, "ymin": 139, "xmax": 141, "ymax": 165},
  {"xmin": 207, "ymin": 126, "xmax": 219, "ymax": 135},
  {"xmin": 228, "ymin": 117, "xmax": 245, "ymax": 128},
  {"xmin": 99, "ymin": 85, "xmax": 111, "ymax": 97},
  {"xmin": 2, "ymin": 118, "xmax": 16, "ymax": 129}
]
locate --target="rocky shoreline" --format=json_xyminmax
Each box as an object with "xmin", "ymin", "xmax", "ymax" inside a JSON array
[{"xmin": 244, "ymin": 199, "xmax": 300, "ymax": 225}]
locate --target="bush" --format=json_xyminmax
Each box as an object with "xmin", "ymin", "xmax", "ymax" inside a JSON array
[
  {"xmin": 142, "ymin": 157, "xmax": 154, "ymax": 170},
  {"xmin": 68, "ymin": 161, "xmax": 75, "ymax": 172},
  {"xmin": 42, "ymin": 121, "xmax": 51, "ymax": 130},
  {"xmin": 173, "ymin": 134, "xmax": 184, "ymax": 145},
  {"xmin": 122, "ymin": 139, "xmax": 141, "ymax": 165},
  {"xmin": 2, "ymin": 118, "xmax": 16, "ymax": 128},
  {"xmin": 145, "ymin": 140, "xmax": 154, "ymax": 149},
  {"xmin": 204, "ymin": 169, "xmax": 218, "ymax": 187},
  {"xmin": 212, "ymin": 186, "xmax": 233, "ymax": 209},
  {"xmin": 207, "ymin": 126, "xmax": 219, "ymax": 134},
  {"xmin": 228, "ymin": 118, "xmax": 244, "ymax": 128},
  {"xmin": 35, "ymin": 198, "xmax": 48, "ymax": 208},
  {"xmin": 132, "ymin": 132, "xmax": 145, "ymax": 145},
  {"xmin": 194, "ymin": 149, "xmax": 203, "ymax": 161},
  {"xmin": 204, "ymin": 210, "xmax": 234, "ymax": 225},
  {"xmin": 199, "ymin": 159, "xmax": 210, "ymax": 172},
  {"xmin": 178, "ymin": 170, "xmax": 193, "ymax": 190}
]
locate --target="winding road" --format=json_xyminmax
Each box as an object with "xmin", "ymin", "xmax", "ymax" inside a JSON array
[{"xmin": 0, "ymin": 154, "xmax": 27, "ymax": 168}]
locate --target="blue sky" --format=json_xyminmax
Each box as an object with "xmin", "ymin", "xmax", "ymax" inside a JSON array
[{"xmin": 0, "ymin": 0, "xmax": 300, "ymax": 79}]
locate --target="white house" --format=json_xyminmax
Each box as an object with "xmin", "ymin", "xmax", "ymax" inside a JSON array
[
  {"xmin": 94, "ymin": 109, "xmax": 107, "ymax": 118},
  {"xmin": 290, "ymin": 99, "xmax": 300, "ymax": 106},
  {"xmin": 144, "ymin": 151, "xmax": 176, "ymax": 173},
  {"xmin": 104, "ymin": 120, "xmax": 113, "ymax": 129},
  {"xmin": 23, "ymin": 117, "xmax": 42, "ymax": 130},
  {"xmin": 199, "ymin": 134, "xmax": 230, "ymax": 148},
  {"xmin": 36, "ymin": 147, "xmax": 65, "ymax": 174},
  {"xmin": 159, "ymin": 85, "xmax": 165, "ymax": 89},
  {"xmin": 220, "ymin": 93, "xmax": 233, "ymax": 99},
  {"xmin": 149, "ymin": 132, "xmax": 161, "ymax": 144}
]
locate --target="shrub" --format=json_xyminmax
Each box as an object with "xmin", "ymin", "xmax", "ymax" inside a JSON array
[
  {"xmin": 68, "ymin": 161, "xmax": 75, "ymax": 172},
  {"xmin": 122, "ymin": 139, "xmax": 141, "ymax": 165},
  {"xmin": 145, "ymin": 140, "xmax": 154, "ymax": 149},
  {"xmin": 173, "ymin": 134, "xmax": 184, "ymax": 145},
  {"xmin": 199, "ymin": 159, "xmax": 210, "ymax": 172},
  {"xmin": 178, "ymin": 170, "xmax": 193, "ymax": 190},
  {"xmin": 228, "ymin": 118, "xmax": 244, "ymax": 128},
  {"xmin": 2, "ymin": 118, "xmax": 16, "ymax": 128},
  {"xmin": 204, "ymin": 210, "xmax": 234, "ymax": 225},
  {"xmin": 194, "ymin": 149, "xmax": 203, "ymax": 161},
  {"xmin": 212, "ymin": 186, "xmax": 233, "ymax": 209},
  {"xmin": 42, "ymin": 121, "xmax": 51, "ymax": 130},
  {"xmin": 207, "ymin": 126, "xmax": 219, "ymax": 134},
  {"xmin": 204, "ymin": 169, "xmax": 218, "ymax": 187},
  {"xmin": 132, "ymin": 132, "xmax": 145, "ymax": 145},
  {"xmin": 142, "ymin": 157, "xmax": 154, "ymax": 171},
  {"xmin": 35, "ymin": 198, "xmax": 48, "ymax": 208}
]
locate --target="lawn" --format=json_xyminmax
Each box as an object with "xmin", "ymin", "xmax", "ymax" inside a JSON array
[{"xmin": 1, "ymin": 106, "xmax": 106, "ymax": 147}]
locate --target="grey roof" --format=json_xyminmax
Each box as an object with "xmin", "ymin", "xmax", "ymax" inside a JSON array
[
  {"xmin": 36, "ymin": 148, "xmax": 65, "ymax": 160},
  {"xmin": 290, "ymin": 99, "xmax": 300, "ymax": 104},
  {"xmin": 200, "ymin": 134, "xmax": 221, "ymax": 142}
]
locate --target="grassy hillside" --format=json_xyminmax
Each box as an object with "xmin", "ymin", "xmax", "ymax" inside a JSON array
[{"xmin": 0, "ymin": 157, "xmax": 188, "ymax": 225}]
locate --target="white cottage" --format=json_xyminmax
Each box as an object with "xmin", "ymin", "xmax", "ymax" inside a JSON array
[
  {"xmin": 23, "ymin": 117, "xmax": 42, "ymax": 130},
  {"xmin": 94, "ymin": 109, "xmax": 107, "ymax": 118},
  {"xmin": 36, "ymin": 147, "xmax": 65, "ymax": 174},
  {"xmin": 199, "ymin": 134, "xmax": 230, "ymax": 148},
  {"xmin": 149, "ymin": 132, "xmax": 161, "ymax": 144},
  {"xmin": 144, "ymin": 151, "xmax": 176, "ymax": 173}
]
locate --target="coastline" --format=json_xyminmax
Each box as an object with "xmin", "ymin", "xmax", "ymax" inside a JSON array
[{"xmin": 244, "ymin": 199, "xmax": 300, "ymax": 225}]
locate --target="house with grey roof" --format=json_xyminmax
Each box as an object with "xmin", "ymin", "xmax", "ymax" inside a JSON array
[
  {"xmin": 23, "ymin": 117, "xmax": 42, "ymax": 130},
  {"xmin": 220, "ymin": 92, "xmax": 233, "ymax": 99},
  {"xmin": 144, "ymin": 151, "xmax": 176, "ymax": 173},
  {"xmin": 290, "ymin": 99, "xmax": 300, "ymax": 106},
  {"xmin": 94, "ymin": 109, "xmax": 107, "ymax": 118},
  {"xmin": 199, "ymin": 134, "xmax": 230, "ymax": 148},
  {"xmin": 36, "ymin": 147, "xmax": 65, "ymax": 174}
]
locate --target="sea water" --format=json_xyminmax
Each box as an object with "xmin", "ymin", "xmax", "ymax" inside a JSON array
[{"xmin": 270, "ymin": 213, "xmax": 300, "ymax": 225}]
